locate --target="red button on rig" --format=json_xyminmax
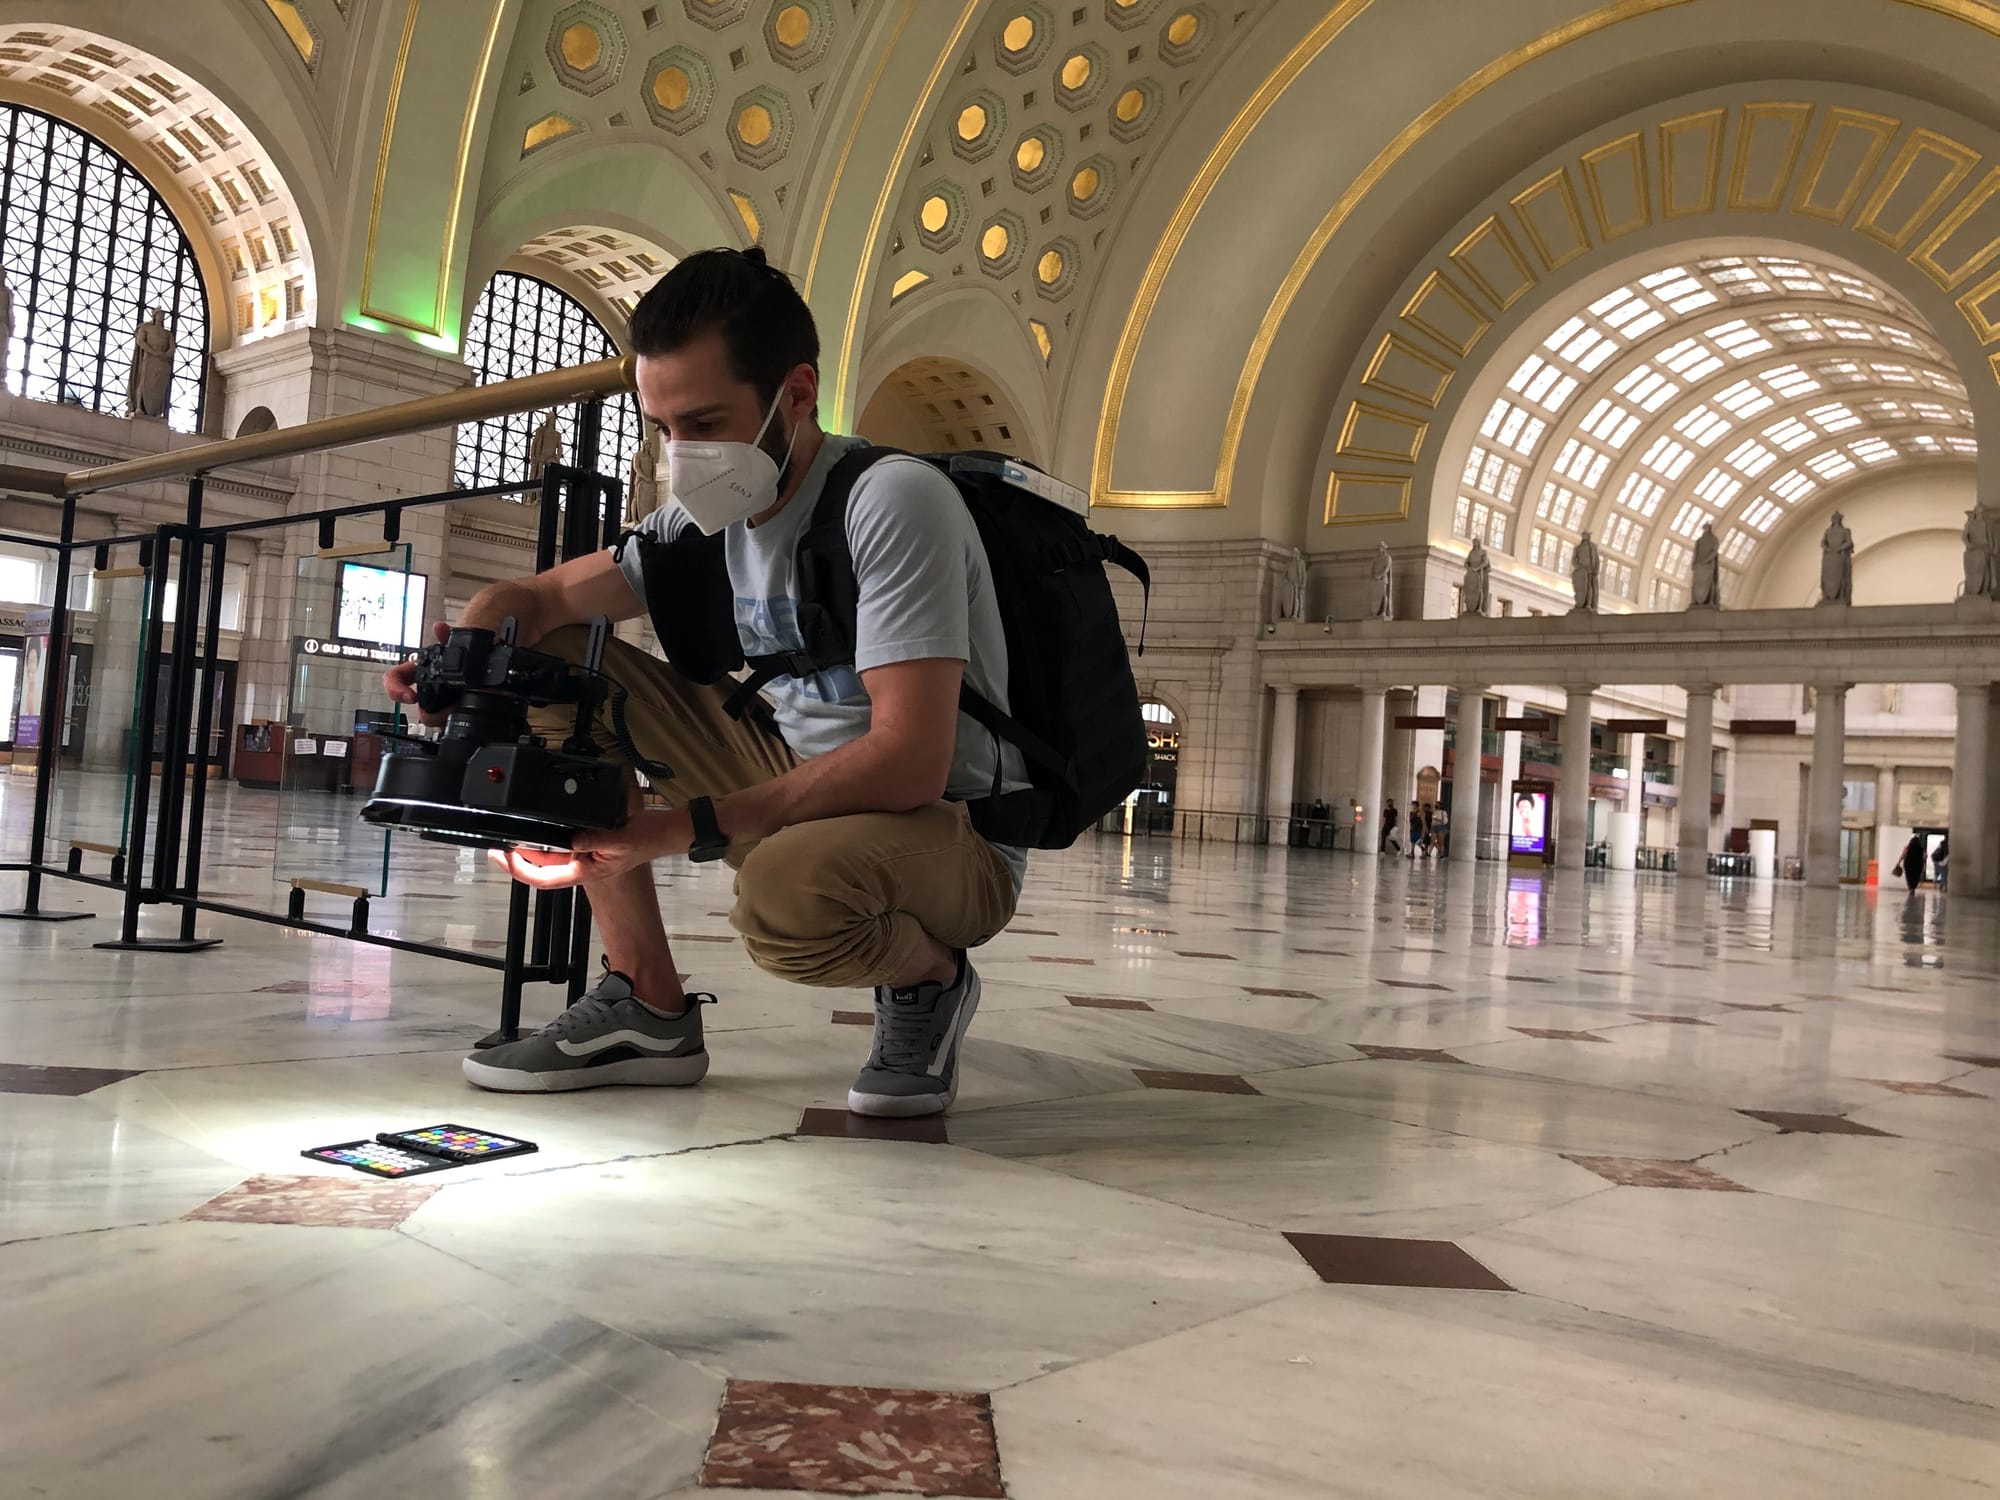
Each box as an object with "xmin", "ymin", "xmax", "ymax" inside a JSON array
[{"xmin": 486, "ymin": 767, "xmax": 505, "ymax": 783}]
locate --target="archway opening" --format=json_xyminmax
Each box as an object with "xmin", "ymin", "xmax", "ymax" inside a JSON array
[{"xmin": 858, "ymin": 357, "xmax": 1029, "ymax": 459}]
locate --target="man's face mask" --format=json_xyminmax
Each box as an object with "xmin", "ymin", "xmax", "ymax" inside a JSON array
[{"xmin": 666, "ymin": 386, "xmax": 798, "ymax": 535}]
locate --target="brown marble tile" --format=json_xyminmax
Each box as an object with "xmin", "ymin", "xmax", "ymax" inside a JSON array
[
  {"xmin": 831, "ymin": 1011, "xmax": 875, "ymax": 1026},
  {"xmin": 1721, "ymin": 1002, "xmax": 1797, "ymax": 1013},
  {"xmin": 700, "ymin": 1379, "xmax": 1004, "ymax": 1496},
  {"xmin": 1631, "ymin": 1013, "xmax": 1716, "ymax": 1026},
  {"xmin": 253, "ymin": 979, "xmax": 376, "ymax": 996},
  {"xmin": 668, "ymin": 932, "xmax": 735, "ymax": 944},
  {"xmin": 183, "ymin": 1174, "xmax": 439, "ymax": 1229},
  {"xmin": 1378, "ymin": 979, "xmax": 1449, "ymax": 991},
  {"xmin": 1502, "ymin": 974, "xmax": 1555, "ymax": 984},
  {"xmin": 1282, "ymin": 1232, "xmax": 1513, "ymax": 1292},
  {"xmin": 1008, "ymin": 928, "xmax": 1060, "ymax": 936},
  {"xmin": 1245, "ymin": 986, "xmax": 1320, "ymax": 999},
  {"xmin": 1659, "ymin": 963, "xmax": 1706, "ymax": 971},
  {"xmin": 1114, "ymin": 926, "xmax": 1177, "ymax": 936},
  {"xmin": 1029, "ymin": 955, "xmax": 1094, "ymax": 966},
  {"xmin": 1173, "ymin": 950, "xmax": 1238, "ymax": 961},
  {"xmin": 796, "ymin": 1107, "xmax": 949, "ymax": 1144},
  {"xmin": 1293, "ymin": 948, "xmax": 1350, "ymax": 957},
  {"xmin": 1066, "ymin": 995, "xmax": 1155, "ymax": 1011},
  {"xmin": 1737, "ymin": 1110, "xmax": 1897, "ymax": 1136},
  {"xmin": 1562, "ymin": 1156, "xmax": 1751, "ymax": 1191},
  {"xmin": 1579, "ymin": 969, "xmax": 1631, "ymax": 978},
  {"xmin": 1134, "ymin": 1069, "xmax": 1260, "ymax": 1095},
  {"xmin": 1234, "ymin": 926, "xmax": 1279, "ymax": 934},
  {"xmin": 1353, "ymin": 1044, "xmax": 1467, "ymax": 1064},
  {"xmin": 1860, "ymin": 1078, "xmax": 1989, "ymax": 1098},
  {"xmin": 1945, "ymin": 1053, "xmax": 2000, "ymax": 1068},
  {"xmin": 1510, "ymin": 1027, "xmax": 1610, "ymax": 1043},
  {"xmin": 0, "ymin": 1062, "xmax": 142, "ymax": 1095}
]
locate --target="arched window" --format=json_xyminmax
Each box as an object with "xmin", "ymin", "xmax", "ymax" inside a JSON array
[
  {"xmin": 454, "ymin": 271, "xmax": 642, "ymax": 492},
  {"xmin": 0, "ymin": 104, "xmax": 210, "ymax": 432}
]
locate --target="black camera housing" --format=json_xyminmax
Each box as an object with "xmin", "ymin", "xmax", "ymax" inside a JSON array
[{"xmin": 360, "ymin": 621, "xmax": 629, "ymax": 851}]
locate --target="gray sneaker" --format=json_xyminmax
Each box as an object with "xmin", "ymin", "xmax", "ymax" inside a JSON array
[
  {"xmin": 462, "ymin": 966, "xmax": 710, "ymax": 1093},
  {"xmin": 847, "ymin": 956, "xmax": 981, "ymax": 1118}
]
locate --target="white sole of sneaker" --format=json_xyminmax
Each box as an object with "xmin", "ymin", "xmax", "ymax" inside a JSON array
[
  {"xmin": 461, "ymin": 1050, "xmax": 710, "ymax": 1092},
  {"xmin": 846, "ymin": 968, "xmax": 981, "ymax": 1118}
]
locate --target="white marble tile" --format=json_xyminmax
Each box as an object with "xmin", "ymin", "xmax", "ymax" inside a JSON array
[
  {"xmin": 992, "ymin": 1285, "xmax": 2000, "ymax": 1499},
  {"xmin": 403, "ymin": 1139, "xmax": 1315, "ymax": 1390},
  {"xmin": 1256, "ymin": 1057, "xmax": 1774, "ymax": 1157},
  {"xmin": 951, "ymin": 1087, "xmax": 1610, "ymax": 1238},
  {"xmin": 0, "ymin": 1222, "xmax": 722, "ymax": 1500},
  {"xmin": 964, "ymin": 1004, "xmax": 1358, "ymax": 1073},
  {"xmin": 1465, "ymin": 1188, "xmax": 2000, "ymax": 1406},
  {"xmin": 0, "ymin": 1094, "xmax": 246, "ymax": 1243},
  {"xmin": 1716, "ymin": 1130, "xmax": 2000, "ymax": 1238}
]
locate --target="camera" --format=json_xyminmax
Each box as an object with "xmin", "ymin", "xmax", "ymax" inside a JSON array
[{"xmin": 360, "ymin": 620, "xmax": 629, "ymax": 851}]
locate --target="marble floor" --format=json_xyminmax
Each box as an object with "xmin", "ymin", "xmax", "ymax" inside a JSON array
[{"xmin": 2, "ymin": 774, "xmax": 1998, "ymax": 1497}]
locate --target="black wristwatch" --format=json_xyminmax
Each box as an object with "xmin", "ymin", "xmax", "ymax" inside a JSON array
[{"xmin": 687, "ymin": 796, "xmax": 730, "ymax": 863}]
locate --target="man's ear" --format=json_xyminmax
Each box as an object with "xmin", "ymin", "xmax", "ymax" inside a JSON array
[{"xmin": 786, "ymin": 362, "xmax": 820, "ymax": 423}]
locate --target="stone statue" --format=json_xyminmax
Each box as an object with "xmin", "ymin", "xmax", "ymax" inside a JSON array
[
  {"xmin": 0, "ymin": 277, "xmax": 13, "ymax": 393},
  {"xmin": 1819, "ymin": 510, "xmax": 1854, "ymax": 605},
  {"xmin": 126, "ymin": 306, "xmax": 173, "ymax": 419},
  {"xmin": 1277, "ymin": 547, "xmax": 1308, "ymax": 622},
  {"xmin": 1963, "ymin": 505, "xmax": 1997, "ymax": 601},
  {"xmin": 625, "ymin": 429, "xmax": 660, "ymax": 527},
  {"xmin": 1460, "ymin": 539, "xmax": 1491, "ymax": 618},
  {"xmin": 526, "ymin": 412, "xmax": 564, "ymax": 479},
  {"xmin": 1570, "ymin": 531, "xmax": 1601, "ymax": 614},
  {"xmin": 1689, "ymin": 521, "xmax": 1721, "ymax": 609},
  {"xmin": 1371, "ymin": 542, "xmax": 1395, "ymax": 622}
]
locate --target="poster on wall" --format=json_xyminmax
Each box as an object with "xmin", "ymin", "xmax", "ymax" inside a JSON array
[
  {"xmin": 14, "ymin": 610, "xmax": 51, "ymax": 750},
  {"xmin": 334, "ymin": 562, "xmax": 427, "ymax": 649},
  {"xmin": 1509, "ymin": 784, "xmax": 1550, "ymax": 857}
]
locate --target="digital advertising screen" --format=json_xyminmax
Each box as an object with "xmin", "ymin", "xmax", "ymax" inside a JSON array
[
  {"xmin": 335, "ymin": 562, "xmax": 427, "ymax": 649},
  {"xmin": 1509, "ymin": 787, "xmax": 1549, "ymax": 857}
]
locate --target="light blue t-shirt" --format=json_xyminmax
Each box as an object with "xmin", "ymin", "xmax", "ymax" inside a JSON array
[{"xmin": 617, "ymin": 433, "xmax": 1028, "ymax": 887}]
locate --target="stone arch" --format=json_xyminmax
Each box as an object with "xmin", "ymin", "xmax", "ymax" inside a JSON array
[
  {"xmin": 234, "ymin": 406, "xmax": 277, "ymax": 436},
  {"xmin": 855, "ymin": 285, "xmax": 1053, "ymax": 466}
]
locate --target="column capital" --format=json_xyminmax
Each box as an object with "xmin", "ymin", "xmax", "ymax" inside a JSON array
[
  {"xmin": 1680, "ymin": 681, "xmax": 1719, "ymax": 696},
  {"xmin": 1270, "ymin": 683, "xmax": 1301, "ymax": 698}
]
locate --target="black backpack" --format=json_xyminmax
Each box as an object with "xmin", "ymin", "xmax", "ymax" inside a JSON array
[{"xmin": 615, "ymin": 446, "xmax": 1150, "ymax": 850}]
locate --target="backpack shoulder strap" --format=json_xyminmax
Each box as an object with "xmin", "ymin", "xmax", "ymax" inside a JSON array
[{"xmin": 723, "ymin": 443, "xmax": 902, "ymax": 719}]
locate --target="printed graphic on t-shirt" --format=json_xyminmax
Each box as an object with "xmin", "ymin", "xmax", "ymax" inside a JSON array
[{"xmin": 734, "ymin": 593, "xmax": 862, "ymax": 705}]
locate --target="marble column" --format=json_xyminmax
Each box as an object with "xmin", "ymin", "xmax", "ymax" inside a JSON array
[
  {"xmin": 1382, "ymin": 689, "xmax": 1416, "ymax": 816},
  {"xmin": 1610, "ymin": 730, "xmax": 1645, "ymax": 870},
  {"xmin": 1804, "ymin": 683, "xmax": 1850, "ymax": 890},
  {"xmin": 1677, "ymin": 686, "xmax": 1715, "ymax": 875},
  {"xmin": 1951, "ymin": 683, "xmax": 1991, "ymax": 897},
  {"xmin": 1265, "ymin": 685, "xmax": 1301, "ymax": 840},
  {"xmin": 1558, "ymin": 687, "xmax": 1596, "ymax": 871},
  {"xmin": 1452, "ymin": 686, "xmax": 1484, "ymax": 864},
  {"xmin": 1355, "ymin": 687, "xmax": 1386, "ymax": 857},
  {"xmin": 1497, "ymin": 696, "xmax": 1523, "ymax": 835}
]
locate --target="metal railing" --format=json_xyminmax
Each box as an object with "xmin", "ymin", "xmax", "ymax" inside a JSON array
[{"xmin": 0, "ymin": 355, "xmax": 636, "ymax": 1043}]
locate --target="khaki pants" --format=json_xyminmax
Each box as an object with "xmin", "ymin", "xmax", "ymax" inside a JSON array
[{"xmin": 530, "ymin": 626, "xmax": 1017, "ymax": 989}]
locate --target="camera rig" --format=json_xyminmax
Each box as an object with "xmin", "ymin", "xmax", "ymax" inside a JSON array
[{"xmin": 360, "ymin": 618, "xmax": 632, "ymax": 851}]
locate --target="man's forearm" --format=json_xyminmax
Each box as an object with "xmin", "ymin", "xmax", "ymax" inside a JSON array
[
  {"xmin": 715, "ymin": 731, "xmax": 945, "ymax": 846},
  {"xmin": 460, "ymin": 580, "xmax": 549, "ymax": 645}
]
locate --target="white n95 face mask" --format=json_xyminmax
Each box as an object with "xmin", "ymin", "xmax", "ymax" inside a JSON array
[{"xmin": 666, "ymin": 387, "xmax": 797, "ymax": 535}]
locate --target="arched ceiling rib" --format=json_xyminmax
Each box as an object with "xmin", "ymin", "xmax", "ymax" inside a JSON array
[
  {"xmin": 514, "ymin": 223, "xmax": 677, "ymax": 326},
  {"xmin": 0, "ymin": 22, "xmax": 319, "ymax": 345},
  {"xmin": 1451, "ymin": 253, "xmax": 1976, "ymax": 610}
]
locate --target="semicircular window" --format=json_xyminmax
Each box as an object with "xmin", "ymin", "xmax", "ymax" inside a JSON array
[
  {"xmin": 454, "ymin": 271, "xmax": 641, "ymax": 493},
  {"xmin": 0, "ymin": 103, "xmax": 210, "ymax": 432}
]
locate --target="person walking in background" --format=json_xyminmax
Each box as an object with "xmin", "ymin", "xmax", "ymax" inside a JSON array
[
  {"xmin": 1933, "ymin": 836, "xmax": 1950, "ymax": 892},
  {"xmin": 1432, "ymin": 802, "xmax": 1451, "ymax": 858},
  {"xmin": 1381, "ymin": 799, "xmax": 1399, "ymax": 854},
  {"xmin": 1894, "ymin": 830, "xmax": 1926, "ymax": 893},
  {"xmin": 1408, "ymin": 803, "xmax": 1424, "ymax": 859}
]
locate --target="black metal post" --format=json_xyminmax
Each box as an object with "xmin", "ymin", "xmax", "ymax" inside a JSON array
[
  {"xmin": 178, "ymin": 535, "xmax": 229, "ymax": 941},
  {"xmin": 151, "ymin": 479, "xmax": 204, "ymax": 907},
  {"xmin": 96, "ymin": 529, "xmax": 171, "ymax": 949},
  {"xmin": 0, "ymin": 495, "xmax": 88, "ymax": 922},
  {"xmin": 487, "ymin": 878, "xmax": 533, "ymax": 1046},
  {"xmin": 567, "ymin": 888, "xmax": 594, "ymax": 1002}
]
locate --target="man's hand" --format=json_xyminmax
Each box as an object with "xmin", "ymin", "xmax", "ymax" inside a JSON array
[
  {"xmin": 487, "ymin": 808, "xmax": 691, "ymax": 889},
  {"xmin": 382, "ymin": 621, "xmax": 451, "ymax": 728}
]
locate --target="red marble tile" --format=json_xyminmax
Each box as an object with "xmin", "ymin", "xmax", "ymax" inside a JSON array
[
  {"xmin": 1631, "ymin": 1013, "xmax": 1716, "ymax": 1026},
  {"xmin": 1510, "ymin": 1027, "xmax": 1610, "ymax": 1043},
  {"xmin": 796, "ymin": 1108, "xmax": 948, "ymax": 1144},
  {"xmin": 1114, "ymin": 926, "xmax": 1177, "ymax": 936},
  {"xmin": 1244, "ymin": 986, "xmax": 1320, "ymax": 999},
  {"xmin": 1378, "ymin": 979, "xmax": 1450, "ymax": 992},
  {"xmin": 1721, "ymin": 1002, "xmax": 1796, "ymax": 1013},
  {"xmin": 1737, "ymin": 1110, "xmax": 1897, "ymax": 1136},
  {"xmin": 1353, "ymin": 1044, "xmax": 1467, "ymax": 1064},
  {"xmin": 1283, "ymin": 1232, "xmax": 1513, "ymax": 1291},
  {"xmin": 183, "ymin": 1174, "xmax": 439, "ymax": 1229},
  {"xmin": 0, "ymin": 1062, "xmax": 141, "ymax": 1095},
  {"xmin": 1860, "ymin": 1078, "xmax": 1989, "ymax": 1098},
  {"xmin": 1028, "ymin": 955, "xmax": 1094, "ymax": 966},
  {"xmin": 1945, "ymin": 1053, "xmax": 2000, "ymax": 1068},
  {"xmin": 700, "ymin": 1379, "xmax": 1004, "ymax": 1496},
  {"xmin": 1133, "ymin": 1069, "xmax": 1260, "ymax": 1095},
  {"xmin": 1066, "ymin": 995, "xmax": 1155, "ymax": 1011},
  {"xmin": 831, "ymin": 1011, "xmax": 875, "ymax": 1026},
  {"xmin": 1562, "ymin": 1156, "xmax": 1750, "ymax": 1191},
  {"xmin": 1173, "ymin": 951, "xmax": 1238, "ymax": 961}
]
